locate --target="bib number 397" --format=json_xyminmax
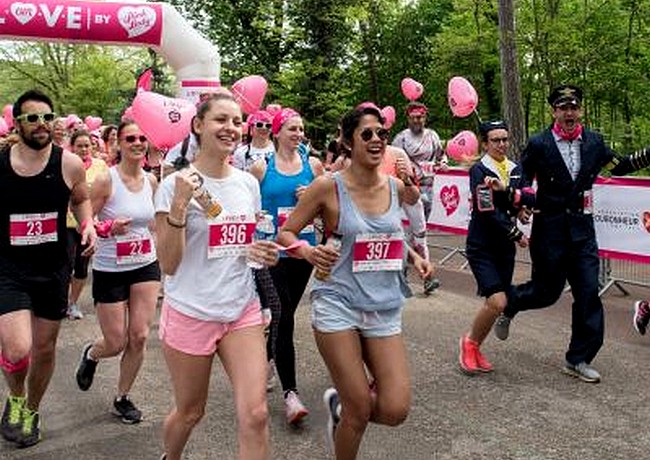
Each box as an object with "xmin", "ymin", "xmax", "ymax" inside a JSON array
[
  {"xmin": 352, "ymin": 233, "xmax": 404, "ymax": 273},
  {"xmin": 10, "ymin": 212, "xmax": 58, "ymax": 246}
]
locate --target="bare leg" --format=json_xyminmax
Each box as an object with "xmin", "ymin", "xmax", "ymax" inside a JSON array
[
  {"xmin": 69, "ymin": 277, "xmax": 86, "ymax": 306},
  {"xmin": 468, "ymin": 292, "xmax": 507, "ymax": 345},
  {"xmin": 0, "ymin": 310, "xmax": 32, "ymax": 396},
  {"xmin": 26, "ymin": 317, "xmax": 61, "ymax": 411}
]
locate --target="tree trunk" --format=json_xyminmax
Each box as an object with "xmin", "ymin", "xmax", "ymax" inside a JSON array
[{"xmin": 497, "ymin": 0, "xmax": 526, "ymax": 159}]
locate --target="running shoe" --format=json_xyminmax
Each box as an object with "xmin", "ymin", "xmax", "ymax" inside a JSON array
[
  {"xmin": 67, "ymin": 303, "xmax": 84, "ymax": 320},
  {"xmin": 76, "ymin": 343, "xmax": 98, "ymax": 391},
  {"xmin": 633, "ymin": 300, "xmax": 650, "ymax": 335},
  {"xmin": 458, "ymin": 336, "xmax": 480, "ymax": 374},
  {"xmin": 16, "ymin": 408, "xmax": 40, "ymax": 448},
  {"xmin": 474, "ymin": 347, "xmax": 494, "ymax": 373},
  {"xmin": 323, "ymin": 388, "xmax": 340, "ymax": 454},
  {"xmin": 494, "ymin": 314, "xmax": 511, "ymax": 341},
  {"xmin": 424, "ymin": 277, "xmax": 440, "ymax": 295},
  {"xmin": 1, "ymin": 395, "xmax": 25, "ymax": 442},
  {"xmin": 284, "ymin": 390, "xmax": 308, "ymax": 425},
  {"xmin": 562, "ymin": 361, "xmax": 601, "ymax": 383},
  {"xmin": 113, "ymin": 396, "xmax": 142, "ymax": 424}
]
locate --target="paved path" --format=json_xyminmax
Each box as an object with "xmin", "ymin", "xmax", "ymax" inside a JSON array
[{"xmin": 2, "ymin": 266, "xmax": 650, "ymax": 459}]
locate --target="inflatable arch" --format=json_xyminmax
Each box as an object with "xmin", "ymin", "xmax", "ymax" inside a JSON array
[{"xmin": 0, "ymin": 0, "xmax": 220, "ymax": 101}]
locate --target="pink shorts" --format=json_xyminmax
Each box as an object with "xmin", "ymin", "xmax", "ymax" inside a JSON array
[{"xmin": 159, "ymin": 300, "xmax": 263, "ymax": 356}]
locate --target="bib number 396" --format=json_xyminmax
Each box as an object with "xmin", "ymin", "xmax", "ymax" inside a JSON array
[{"xmin": 208, "ymin": 221, "xmax": 255, "ymax": 259}]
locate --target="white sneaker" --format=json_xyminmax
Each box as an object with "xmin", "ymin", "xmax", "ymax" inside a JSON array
[
  {"xmin": 67, "ymin": 304, "xmax": 84, "ymax": 320},
  {"xmin": 266, "ymin": 361, "xmax": 276, "ymax": 393},
  {"xmin": 284, "ymin": 390, "xmax": 308, "ymax": 425}
]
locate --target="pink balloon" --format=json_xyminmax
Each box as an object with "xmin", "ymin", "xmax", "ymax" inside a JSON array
[
  {"xmin": 0, "ymin": 118, "xmax": 8, "ymax": 136},
  {"xmin": 84, "ymin": 115, "xmax": 103, "ymax": 131},
  {"xmin": 401, "ymin": 78, "xmax": 424, "ymax": 101},
  {"xmin": 266, "ymin": 104, "xmax": 282, "ymax": 116},
  {"xmin": 446, "ymin": 130, "xmax": 479, "ymax": 163},
  {"xmin": 448, "ymin": 76, "xmax": 479, "ymax": 118},
  {"xmin": 2, "ymin": 105, "xmax": 13, "ymax": 130},
  {"xmin": 381, "ymin": 106, "xmax": 396, "ymax": 130},
  {"xmin": 66, "ymin": 114, "xmax": 82, "ymax": 129},
  {"xmin": 131, "ymin": 91, "xmax": 196, "ymax": 150},
  {"xmin": 122, "ymin": 106, "xmax": 134, "ymax": 122},
  {"xmin": 231, "ymin": 75, "xmax": 268, "ymax": 115}
]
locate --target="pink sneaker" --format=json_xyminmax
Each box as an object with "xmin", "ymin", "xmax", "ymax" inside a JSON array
[
  {"xmin": 284, "ymin": 391, "xmax": 308, "ymax": 425},
  {"xmin": 459, "ymin": 335, "xmax": 480, "ymax": 374},
  {"xmin": 474, "ymin": 347, "xmax": 494, "ymax": 373}
]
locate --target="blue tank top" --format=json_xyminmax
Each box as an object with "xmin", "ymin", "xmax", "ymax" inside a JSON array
[
  {"xmin": 260, "ymin": 153, "xmax": 316, "ymax": 246},
  {"xmin": 311, "ymin": 173, "xmax": 409, "ymax": 311}
]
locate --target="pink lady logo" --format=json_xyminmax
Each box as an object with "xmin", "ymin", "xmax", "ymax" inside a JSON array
[
  {"xmin": 117, "ymin": 6, "xmax": 157, "ymax": 38},
  {"xmin": 10, "ymin": 2, "xmax": 37, "ymax": 25},
  {"xmin": 440, "ymin": 185, "xmax": 460, "ymax": 216}
]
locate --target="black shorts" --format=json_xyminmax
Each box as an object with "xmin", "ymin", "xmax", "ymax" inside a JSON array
[
  {"xmin": 466, "ymin": 246, "xmax": 516, "ymax": 299},
  {"xmin": 66, "ymin": 228, "xmax": 90, "ymax": 279},
  {"xmin": 92, "ymin": 261, "xmax": 161, "ymax": 304},
  {"xmin": 0, "ymin": 260, "xmax": 70, "ymax": 321}
]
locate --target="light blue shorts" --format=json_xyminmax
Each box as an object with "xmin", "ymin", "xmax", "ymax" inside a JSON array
[{"xmin": 311, "ymin": 294, "xmax": 402, "ymax": 338}]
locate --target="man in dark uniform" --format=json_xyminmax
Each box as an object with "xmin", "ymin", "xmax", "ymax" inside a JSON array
[
  {"xmin": 0, "ymin": 90, "xmax": 96, "ymax": 447},
  {"xmin": 493, "ymin": 85, "xmax": 650, "ymax": 383}
]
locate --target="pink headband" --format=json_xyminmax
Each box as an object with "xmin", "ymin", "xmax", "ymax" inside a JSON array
[
  {"xmin": 407, "ymin": 106, "xmax": 427, "ymax": 116},
  {"xmin": 272, "ymin": 108, "xmax": 300, "ymax": 136},
  {"xmin": 248, "ymin": 110, "xmax": 272, "ymax": 125},
  {"xmin": 356, "ymin": 101, "xmax": 380, "ymax": 111}
]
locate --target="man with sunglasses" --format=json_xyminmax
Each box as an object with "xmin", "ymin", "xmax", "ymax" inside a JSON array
[
  {"xmin": 0, "ymin": 89, "xmax": 96, "ymax": 447},
  {"xmin": 493, "ymin": 85, "xmax": 650, "ymax": 383},
  {"xmin": 392, "ymin": 102, "xmax": 447, "ymax": 294}
]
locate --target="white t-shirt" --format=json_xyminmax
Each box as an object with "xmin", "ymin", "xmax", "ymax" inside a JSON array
[
  {"xmin": 155, "ymin": 167, "xmax": 261, "ymax": 322},
  {"xmin": 232, "ymin": 142, "xmax": 275, "ymax": 172}
]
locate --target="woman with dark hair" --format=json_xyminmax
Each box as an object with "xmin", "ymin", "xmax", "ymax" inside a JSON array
[
  {"xmin": 75, "ymin": 120, "xmax": 160, "ymax": 424},
  {"xmin": 458, "ymin": 120, "xmax": 535, "ymax": 375},
  {"xmin": 250, "ymin": 108, "xmax": 324, "ymax": 426},
  {"xmin": 277, "ymin": 105, "xmax": 432, "ymax": 459},
  {"xmin": 101, "ymin": 124, "xmax": 118, "ymax": 165},
  {"xmin": 155, "ymin": 93, "xmax": 278, "ymax": 460},
  {"xmin": 65, "ymin": 130, "xmax": 108, "ymax": 319}
]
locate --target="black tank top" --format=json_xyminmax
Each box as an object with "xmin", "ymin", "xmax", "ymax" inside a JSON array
[{"xmin": 0, "ymin": 144, "xmax": 71, "ymax": 272}]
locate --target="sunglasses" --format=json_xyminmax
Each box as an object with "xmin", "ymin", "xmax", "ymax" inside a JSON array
[
  {"xmin": 255, "ymin": 122, "xmax": 272, "ymax": 130},
  {"xmin": 360, "ymin": 127, "xmax": 389, "ymax": 142},
  {"xmin": 16, "ymin": 112, "xmax": 56, "ymax": 124},
  {"xmin": 122, "ymin": 135, "xmax": 147, "ymax": 143}
]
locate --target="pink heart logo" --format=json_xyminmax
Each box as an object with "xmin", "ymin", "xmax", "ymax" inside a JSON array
[
  {"xmin": 118, "ymin": 6, "xmax": 157, "ymax": 38},
  {"xmin": 11, "ymin": 2, "xmax": 37, "ymax": 25},
  {"xmin": 440, "ymin": 185, "xmax": 460, "ymax": 216}
]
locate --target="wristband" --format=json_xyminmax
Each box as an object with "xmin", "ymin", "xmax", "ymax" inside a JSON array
[
  {"xmin": 166, "ymin": 214, "xmax": 186, "ymax": 228},
  {"xmin": 94, "ymin": 219, "xmax": 114, "ymax": 238}
]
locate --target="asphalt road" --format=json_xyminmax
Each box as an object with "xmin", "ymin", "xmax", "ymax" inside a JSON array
[{"xmin": 2, "ymin": 265, "xmax": 650, "ymax": 460}]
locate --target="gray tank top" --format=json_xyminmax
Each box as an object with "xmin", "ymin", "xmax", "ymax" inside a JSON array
[{"xmin": 311, "ymin": 173, "xmax": 409, "ymax": 311}]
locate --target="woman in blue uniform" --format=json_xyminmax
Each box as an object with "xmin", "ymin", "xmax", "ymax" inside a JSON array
[{"xmin": 459, "ymin": 121, "xmax": 535, "ymax": 374}]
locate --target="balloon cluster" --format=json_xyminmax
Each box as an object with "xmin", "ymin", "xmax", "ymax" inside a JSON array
[{"xmin": 446, "ymin": 76, "xmax": 480, "ymax": 163}]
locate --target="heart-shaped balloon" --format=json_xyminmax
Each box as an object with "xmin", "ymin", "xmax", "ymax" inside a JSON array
[
  {"xmin": 448, "ymin": 76, "xmax": 479, "ymax": 118},
  {"xmin": 231, "ymin": 75, "xmax": 268, "ymax": 115},
  {"xmin": 122, "ymin": 106, "xmax": 134, "ymax": 122},
  {"xmin": 3, "ymin": 105, "xmax": 13, "ymax": 130},
  {"xmin": 84, "ymin": 116, "xmax": 103, "ymax": 131},
  {"xmin": 0, "ymin": 118, "xmax": 8, "ymax": 136},
  {"xmin": 381, "ymin": 106, "xmax": 396, "ymax": 130},
  {"xmin": 131, "ymin": 91, "xmax": 196, "ymax": 150},
  {"xmin": 401, "ymin": 78, "xmax": 424, "ymax": 101},
  {"xmin": 446, "ymin": 130, "xmax": 479, "ymax": 163},
  {"xmin": 266, "ymin": 104, "xmax": 282, "ymax": 116}
]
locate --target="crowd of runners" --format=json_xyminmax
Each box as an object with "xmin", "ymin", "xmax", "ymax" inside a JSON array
[{"xmin": 0, "ymin": 85, "xmax": 649, "ymax": 459}]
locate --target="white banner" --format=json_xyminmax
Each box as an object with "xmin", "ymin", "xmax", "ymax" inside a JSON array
[{"xmin": 424, "ymin": 170, "xmax": 650, "ymax": 263}]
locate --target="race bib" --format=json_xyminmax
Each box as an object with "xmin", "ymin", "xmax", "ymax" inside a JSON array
[
  {"xmin": 277, "ymin": 207, "xmax": 314, "ymax": 234},
  {"xmin": 583, "ymin": 190, "xmax": 593, "ymax": 215},
  {"xmin": 116, "ymin": 235, "xmax": 154, "ymax": 265},
  {"xmin": 352, "ymin": 233, "xmax": 404, "ymax": 273},
  {"xmin": 208, "ymin": 214, "xmax": 256, "ymax": 259},
  {"xmin": 9, "ymin": 212, "xmax": 58, "ymax": 246},
  {"xmin": 420, "ymin": 161, "xmax": 437, "ymax": 178}
]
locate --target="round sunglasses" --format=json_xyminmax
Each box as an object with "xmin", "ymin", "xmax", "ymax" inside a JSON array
[{"xmin": 360, "ymin": 127, "xmax": 389, "ymax": 142}]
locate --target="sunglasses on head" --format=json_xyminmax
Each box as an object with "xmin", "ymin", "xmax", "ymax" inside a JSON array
[
  {"xmin": 122, "ymin": 135, "xmax": 147, "ymax": 143},
  {"xmin": 360, "ymin": 127, "xmax": 389, "ymax": 142},
  {"xmin": 255, "ymin": 122, "xmax": 272, "ymax": 130},
  {"xmin": 16, "ymin": 112, "xmax": 56, "ymax": 124}
]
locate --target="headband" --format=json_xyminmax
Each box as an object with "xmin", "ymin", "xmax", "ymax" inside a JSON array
[{"xmin": 272, "ymin": 108, "xmax": 300, "ymax": 136}]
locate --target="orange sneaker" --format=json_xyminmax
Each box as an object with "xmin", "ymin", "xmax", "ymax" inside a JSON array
[
  {"xmin": 459, "ymin": 336, "xmax": 480, "ymax": 374},
  {"xmin": 474, "ymin": 347, "xmax": 494, "ymax": 373}
]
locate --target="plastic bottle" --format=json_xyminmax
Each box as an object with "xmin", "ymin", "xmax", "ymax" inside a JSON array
[
  {"xmin": 314, "ymin": 233, "xmax": 342, "ymax": 281},
  {"xmin": 247, "ymin": 212, "xmax": 276, "ymax": 269},
  {"xmin": 189, "ymin": 167, "xmax": 222, "ymax": 219}
]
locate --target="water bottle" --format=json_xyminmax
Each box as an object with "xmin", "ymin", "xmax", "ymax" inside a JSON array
[
  {"xmin": 247, "ymin": 212, "xmax": 275, "ymax": 269},
  {"xmin": 188, "ymin": 166, "xmax": 222, "ymax": 219},
  {"xmin": 314, "ymin": 233, "xmax": 342, "ymax": 281}
]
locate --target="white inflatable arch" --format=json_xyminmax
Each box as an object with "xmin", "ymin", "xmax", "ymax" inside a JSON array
[{"xmin": 0, "ymin": 0, "xmax": 220, "ymax": 101}]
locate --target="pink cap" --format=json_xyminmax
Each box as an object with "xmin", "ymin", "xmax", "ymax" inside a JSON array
[{"xmin": 272, "ymin": 108, "xmax": 300, "ymax": 136}]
